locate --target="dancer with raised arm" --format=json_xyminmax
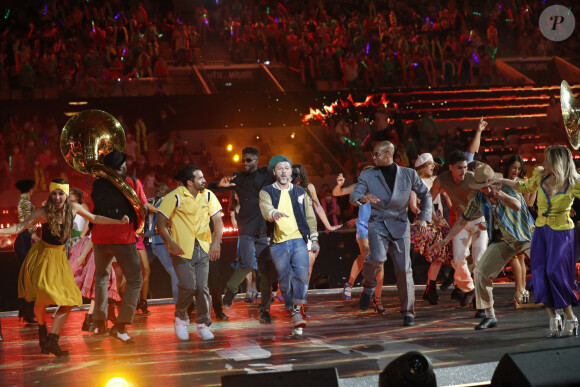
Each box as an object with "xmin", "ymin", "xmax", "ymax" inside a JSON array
[
  {"xmin": 429, "ymin": 118, "xmax": 487, "ymax": 309},
  {"xmin": 333, "ymin": 166, "xmax": 386, "ymax": 314},
  {"xmin": 0, "ymin": 179, "xmax": 129, "ymax": 356}
]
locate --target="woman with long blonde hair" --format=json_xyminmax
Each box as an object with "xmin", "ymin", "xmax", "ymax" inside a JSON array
[
  {"xmin": 0, "ymin": 178, "xmax": 129, "ymax": 356},
  {"xmin": 489, "ymin": 145, "xmax": 579, "ymax": 337}
]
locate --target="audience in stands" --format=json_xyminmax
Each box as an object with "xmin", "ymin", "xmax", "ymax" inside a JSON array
[{"xmin": 1, "ymin": 0, "xmax": 577, "ymax": 98}]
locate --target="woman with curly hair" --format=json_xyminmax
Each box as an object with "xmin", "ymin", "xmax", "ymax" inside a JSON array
[{"xmin": 0, "ymin": 178, "xmax": 129, "ymax": 356}]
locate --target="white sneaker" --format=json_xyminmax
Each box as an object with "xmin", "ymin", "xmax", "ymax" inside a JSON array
[
  {"xmin": 174, "ymin": 317, "xmax": 190, "ymax": 341},
  {"xmin": 196, "ymin": 323, "xmax": 214, "ymax": 340},
  {"xmin": 292, "ymin": 327, "xmax": 304, "ymax": 336}
]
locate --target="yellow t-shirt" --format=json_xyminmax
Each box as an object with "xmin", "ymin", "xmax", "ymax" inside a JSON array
[
  {"xmin": 273, "ymin": 189, "xmax": 303, "ymax": 243},
  {"xmin": 158, "ymin": 186, "xmax": 222, "ymax": 258}
]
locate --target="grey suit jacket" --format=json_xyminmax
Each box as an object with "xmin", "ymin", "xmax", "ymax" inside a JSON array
[{"xmin": 350, "ymin": 165, "xmax": 432, "ymax": 239}]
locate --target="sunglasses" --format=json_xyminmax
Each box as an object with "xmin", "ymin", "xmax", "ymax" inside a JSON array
[{"xmin": 241, "ymin": 158, "xmax": 256, "ymax": 163}]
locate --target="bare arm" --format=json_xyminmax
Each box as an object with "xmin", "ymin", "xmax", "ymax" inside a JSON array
[
  {"xmin": 304, "ymin": 192, "xmax": 320, "ymax": 254},
  {"xmin": 487, "ymin": 176, "xmax": 519, "ymax": 190},
  {"xmin": 0, "ymin": 208, "xmax": 45, "ymax": 236},
  {"xmin": 466, "ymin": 117, "xmax": 487, "ymax": 155},
  {"xmin": 496, "ymin": 189, "xmax": 521, "ymax": 211},
  {"xmin": 432, "ymin": 216, "xmax": 468, "ymax": 249},
  {"xmin": 442, "ymin": 191, "xmax": 453, "ymax": 210},
  {"xmin": 80, "ymin": 203, "xmax": 90, "ymax": 238},
  {"xmin": 332, "ymin": 173, "xmax": 356, "ymax": 196},
  {"xmin": 145, "ymin": 202, "xmax": 159, "ymax": 213},
  {"xmin": 209, "ymin": 212, "xmax": 223, "ymax": 261},
  {"xmin": 409, "ymin": 190, "xmax": 419, "ymax": 214},
  {"xmin": 230, "ymin": 211, "xmax": 238, "ymax": 228},
  {"xmin": 76, "ymin": 238, "xmax": 94, "ymax": 266},
  {"xmin": 309, "ymin": 184, "xmax": 342, "ymax": 231},
  {"xmin": 430, "ymin": 177, "xmax": 442, "ymax": 201},
  {"xmin": 524, "ymin": 191, "xmax": 537, "ymax": 207},
  {"xmin": 155, "ymin": 213, "xmax": 184, "ymax": 256},
  {"xmin": 72, "ymin": 202, "xmax": 129, "ymax": 225}
]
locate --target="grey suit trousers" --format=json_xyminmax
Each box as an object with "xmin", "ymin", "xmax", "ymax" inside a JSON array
[{"xmin": 362, "ymin": 222, "xmax": 414, "ymax": 317}]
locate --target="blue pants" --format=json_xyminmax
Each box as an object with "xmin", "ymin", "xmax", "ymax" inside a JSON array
[
  {"xmin": 270, "ymin": 238, "xmax": 309, "ymax": 305},
  {"xmin": 530, "ymin": 226, "xmax": 579, "ymax": 309},
  {"xmin": 147, "ymin": 243, "xmax": 179, "ymax": 304}
]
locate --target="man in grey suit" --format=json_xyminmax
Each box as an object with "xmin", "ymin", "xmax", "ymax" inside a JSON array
[{"xmin": 350, "ymin": 140, "xmax": 432, "ymax": 326}]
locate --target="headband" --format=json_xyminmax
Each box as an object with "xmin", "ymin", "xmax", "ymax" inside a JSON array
[{"xmin": 49, "ymin": 182, "xmax": 70, "ymax": 196}]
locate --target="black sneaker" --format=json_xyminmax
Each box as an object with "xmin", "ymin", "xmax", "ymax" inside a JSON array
[
  {"xmin": 137, "ymin": 300, "xmax": 151, "ymax": 316},
  {"xmin": 461, "ymin": 290, "xmax": 475, "ymax": 307},
  {"xmin": 93, "ymin": 320, "xmax": 108, "ymax": 336},
  {"xmin": 403, "ymin": 316, "xmax": 415, "ymax": 327},
  {"xmin": 474, "ymin": 309, "xmax": 486, "ymax": 319},
  {"xmin": 474, "ymin": 317, "xmax": 497, "ymax": 330},
  {"xmin": 222, "ymin": 289, "xmax": 235, "ymax": 310},
  {"xmin": 451, "ymin": 287, "xmax": 464, "ymax": 302},
  {"xmin": 259, "ymin": 310, "xmax": 273, "ymax": 324},
  {"xmin": 215, "ymin": 310, "xmax": 229, "ymax": 321},
  {"xmin": 359, "ymin": 291, "xmax": 372, "ymax": 311}
]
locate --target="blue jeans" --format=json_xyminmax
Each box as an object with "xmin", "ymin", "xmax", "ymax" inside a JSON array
[
  {"xmin": 147, "ymin": 243, "xmax": 179, "ymax": 303},
  {"xmin": 270, "ymin": 238, "xmax": 309, "ymax": 305}
]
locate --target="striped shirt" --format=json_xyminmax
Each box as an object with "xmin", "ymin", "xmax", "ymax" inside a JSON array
[{"xmin": 462, "ymin": 186, "xmax": 534, "ymax": 244}]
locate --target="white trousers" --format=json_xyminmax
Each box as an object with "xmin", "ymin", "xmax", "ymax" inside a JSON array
[{"xmin": 451, "ymin": 216, "xmax": 488, "ymax": 292}]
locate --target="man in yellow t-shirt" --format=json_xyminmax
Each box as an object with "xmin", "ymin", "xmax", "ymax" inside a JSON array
[
  {"xmin": 259, "ymin": 155, "xmax": 319, "ymax": 336},
  {"xmin": 156, "ymin": 166, "xmax": 222, "ymax": 341}
]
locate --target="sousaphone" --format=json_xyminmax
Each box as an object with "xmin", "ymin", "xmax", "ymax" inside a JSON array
[
  {"xmin": 60, "ymin": 110, "xmax": 145, "ymax": 231},
  {"xmin": 560, "ymin": 80, "xmax": 580, "ymax": 150}
]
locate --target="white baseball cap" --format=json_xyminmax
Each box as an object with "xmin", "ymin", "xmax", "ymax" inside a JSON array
[{"xmin": 415, "ymin": 153, "xmax": 434, "ymax": 168}]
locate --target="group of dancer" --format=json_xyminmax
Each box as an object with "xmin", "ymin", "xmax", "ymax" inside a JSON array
[
  {"xmin": 1, "ymin": 121, "xmax": 579, "ymax": 353},
  {"xmin": 332, "ymin": 116, "xmax": 577, "ymax": 337}
]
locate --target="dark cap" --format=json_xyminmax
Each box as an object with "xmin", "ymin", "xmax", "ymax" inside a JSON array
[
  {"xmin": 268, "ymin": 155, "xmax": 292, "ymax": 169},
  {"xmin": 103, "ymin": 150, "xmax": 128, "ymax": 170}
]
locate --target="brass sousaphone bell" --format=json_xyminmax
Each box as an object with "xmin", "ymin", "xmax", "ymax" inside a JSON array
[
  {"xmin": 560, "ymin": 80, "xmax": 580, "ymax": 150},
  {"xmin": 60, "ymin": 110, "xmax": 145, "ymax": 231}
]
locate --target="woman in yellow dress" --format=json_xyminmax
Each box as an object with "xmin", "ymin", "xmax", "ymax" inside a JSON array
[
  {"xmin": 0, "ymin": 179, "xmax": 129, "ymax": 356},
  {"xmin": 490, "ymin": 146, "xmax": 578, "ymax": 337}
]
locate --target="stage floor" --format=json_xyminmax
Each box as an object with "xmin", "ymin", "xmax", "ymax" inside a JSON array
[{"xmin": 1, "ymin": 285, "xmax": 579, "ymax": 387}]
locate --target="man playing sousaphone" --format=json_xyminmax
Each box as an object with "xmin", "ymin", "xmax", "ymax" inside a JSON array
[{"xmin": 91, "ymin": 150, "xmax": 156, "ymax": 343}]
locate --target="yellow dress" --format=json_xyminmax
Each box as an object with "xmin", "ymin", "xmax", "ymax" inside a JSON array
[{"xmin": 18, "ymin": 221, "xmax": 82, "ymax": 307}]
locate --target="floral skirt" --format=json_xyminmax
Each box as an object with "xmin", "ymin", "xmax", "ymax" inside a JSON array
[{"xmin": 411, "ymin": 221, "xmax": 453, "ymax": 265}]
